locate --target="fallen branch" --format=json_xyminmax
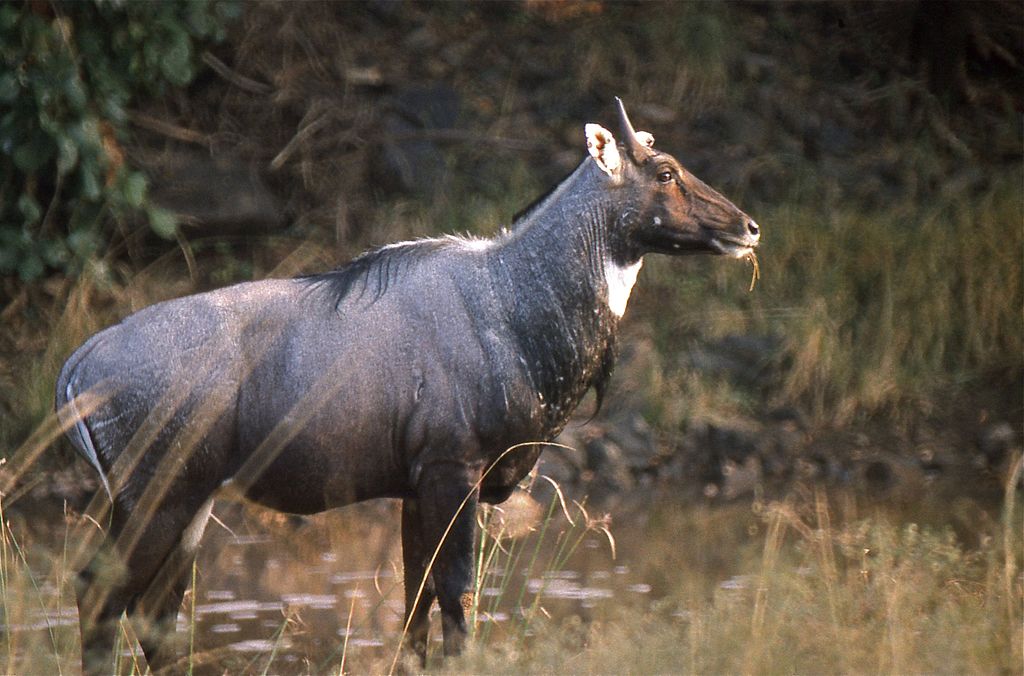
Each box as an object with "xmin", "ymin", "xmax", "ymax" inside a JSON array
[
  {"xmin": 270, "ymin": 111, "xmax": 335, "ymax": 171},
  {"xmin": 202, "ymin": 51, "xmax": 274, "ymax": 95},
  {"xmin": 128, "ymin": 111, "xmax": 209, "ymax": 146}
]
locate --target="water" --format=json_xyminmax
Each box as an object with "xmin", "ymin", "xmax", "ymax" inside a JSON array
[
  {"xmin": 5, "ymin": 493, "xmax": 705, "ymax": 673},
  {"xmin": 8, "ymin": 482, "xmax": 999, "ymax": 673},
  {"xmin": 176, "ymin": 497, "xmax": 664, "ymax": 672}
]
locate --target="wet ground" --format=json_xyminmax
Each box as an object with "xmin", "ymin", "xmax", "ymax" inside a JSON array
[
  {"xmin": 4, "ymin": 492, "xmax": 713, "ymax": 673},
  {"xmin": 3, "ymin": 468, "xmax": 1013, "ymax": 674},
  {"xmin": 180, "ymin": 499, "xmax": 656, "ymax": 673}
]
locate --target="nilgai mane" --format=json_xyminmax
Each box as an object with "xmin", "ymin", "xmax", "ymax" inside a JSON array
[{"xmin": 57, "ymin": 99, "xmax": 760, "ymax": 672}]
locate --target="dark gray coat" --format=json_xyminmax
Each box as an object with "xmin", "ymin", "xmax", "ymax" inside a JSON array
[{"xmin": 58, "ymin": 101, "xmax": 759, "ymax": 672}]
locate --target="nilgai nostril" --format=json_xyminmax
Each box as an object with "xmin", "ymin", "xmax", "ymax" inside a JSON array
[{"xmin": 57, "ymin": 98, "xmax": 760, "ymax": 674}]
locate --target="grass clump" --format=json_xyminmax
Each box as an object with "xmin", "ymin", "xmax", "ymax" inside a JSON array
[
  {"xmin": 763, "ymin": 173, "xmax": 1023, "ymax": 421},
  {"xmin": 635, "ymin": 166, "xmax": 1023, "ymax": 427},
  {"xmin": 0, "ymin": 464, "xmax": 1019, "ymax": 674},
  {"xmin": 455, "ymin": 475, "xmax": 1023, "ymax": 675}
]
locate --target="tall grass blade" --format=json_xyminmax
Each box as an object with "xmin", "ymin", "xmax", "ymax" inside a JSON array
[
  {"xmin": 187, "ymin": 558, "xmax": 198, "ymax": 676},
  {"xmin": 1001, "ymin": 451, "xmax": 1022, "ymax": 632},
  {"xmin": 337, "ymin": 592, "xmax": 357, "ymax": 676}
]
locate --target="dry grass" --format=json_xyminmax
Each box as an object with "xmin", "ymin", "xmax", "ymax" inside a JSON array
[
  {"xmin": 0, "ymin": 459, "xmax": 1019, "ymax": 674},
  {"xmin": 454, "ymin": 469, "xmax": 1023, "ymax": 675},
  {"xmin": 0, "ymin": 5, "xmax": 1019, "ymax": 673},
  {"xmin": 0, "ymin": 104, "xmax": 1018, "ymax": 676},
  {"xmin": 632, "ymin": 167, "xmax": 1023, "ymax": 427}
]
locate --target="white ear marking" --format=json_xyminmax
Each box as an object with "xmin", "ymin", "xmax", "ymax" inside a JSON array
[
  {"xmin": 585, "ymin": 123, "xmax": 621, "ymax": 176},
  {"xmin": 636, "ymin": 131, "xmax": 655, "ymax": 148}
]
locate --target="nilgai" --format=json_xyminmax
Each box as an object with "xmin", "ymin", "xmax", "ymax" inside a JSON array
[{"xmin": 57, "ymin": 99, "xmax": 760, "ymax": 672}]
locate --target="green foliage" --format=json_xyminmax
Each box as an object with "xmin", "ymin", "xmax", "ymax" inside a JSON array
[{"xmin": 0, "ymin": 0, "xmax": 239, "ymax": 281}]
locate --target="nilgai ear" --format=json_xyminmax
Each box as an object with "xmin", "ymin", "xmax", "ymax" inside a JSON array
[
  {"xmin": 585, "ymin": 123, "xmax": 621, "ymax": 177},
  {"xmin": 636, "ymin": 131, "xmax": 655, "ymax": 148}
]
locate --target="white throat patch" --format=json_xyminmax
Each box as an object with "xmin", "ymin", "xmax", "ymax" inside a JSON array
[{"xmin": 604, "ymin": 258, "xmax": 644, "ymax": 318}]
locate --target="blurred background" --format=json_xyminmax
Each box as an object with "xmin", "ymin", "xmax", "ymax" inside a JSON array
[{"xmin": 0, "ymin": 1, "xmax": 1021, "ymax": 673}]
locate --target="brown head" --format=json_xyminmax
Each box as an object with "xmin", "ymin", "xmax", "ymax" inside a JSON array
[{"xmin": 586, "ymin": 98, "xmax": 760, "ymax": 263}]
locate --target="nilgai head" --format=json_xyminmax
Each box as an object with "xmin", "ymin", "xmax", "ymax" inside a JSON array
[{"xmin": 586, "ymin": 97, "xmax": 760, "ymax": 264}]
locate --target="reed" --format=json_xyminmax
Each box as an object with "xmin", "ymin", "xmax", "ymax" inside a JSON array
[
  {"xmin": 0, "ymin": 474, "xmax": 1018, "ymax": 674},
  {"xmin": 455, "ymin": 485, "xmax": 1022, "ymax": 675},
  {"xmin": 634, "ymin": 167, "xmax": 1023, "ymax": 427}
]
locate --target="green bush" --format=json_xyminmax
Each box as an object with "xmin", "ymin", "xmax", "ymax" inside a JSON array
[{"xmin": 0, "ymin": 0, "xmax": 239, "ymax": 281}]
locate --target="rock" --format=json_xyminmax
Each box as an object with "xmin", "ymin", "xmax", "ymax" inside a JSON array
[
  {"xmin": 684, "ymin": 333, "xmax": 781, "ymax": 386},
  {"xmin": 673, "ymin": 418, "xmax": 773, "ymax": 501},
  {"xmin": 140, "ymin": 148, "xmax": 283, "ymax": 235},
  {"xmin": 371, "ymin": 84, "xmax": 461, "ymax": 195},
  {"xmin": 979, "ymin": 421, "xmax": 1017, "ymax": 467},
  {"xmin": 584, "ymin": 436, "xmax": 634, "ymax": 493},
  {"xmin": 863, "ymin": 459, "xmax": 894, "ymax": 493},
  {"xmin": 604, "ymin": 412, "xmax": 662, "ymax": 471},
  {"xmin": 721, "ymin": 455, "xmax": 762, "ymax": 500},
  {"xmin": 536, "ymin": 444, "xmax": 584, "ymax": 487}
]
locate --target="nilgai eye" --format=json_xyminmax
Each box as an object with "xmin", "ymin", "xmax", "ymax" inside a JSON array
[{"xmin": 657, "ymin": 170, "xmax": 674, "ymax": 184}]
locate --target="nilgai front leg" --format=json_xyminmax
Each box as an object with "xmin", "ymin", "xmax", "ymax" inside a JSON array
[
  {"xmin": 405, "ymin": 461, "xmax": 479, "ymax": 661},
  {"xmin": 401, "ymin": 498, "xmax": 437, "ymax": 663}
]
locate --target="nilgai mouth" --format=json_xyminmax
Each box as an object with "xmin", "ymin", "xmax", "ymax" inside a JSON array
[
  {"xmin": 708, "ymin": 229, "xmax": 762, "ymax": 292},
  {"xmin": 711, "ymin": 236, "xmax": 759, "ymax": 258}
]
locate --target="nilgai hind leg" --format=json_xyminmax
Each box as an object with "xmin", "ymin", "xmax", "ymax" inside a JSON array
[{"xmin": 77, "ymin": 493, "xmax": 214, "ymax": 675}]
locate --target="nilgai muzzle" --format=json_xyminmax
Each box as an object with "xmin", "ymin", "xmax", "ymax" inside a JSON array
[{"xmin": 57, "ymin": 99, "xmax": 760, "ymax": 672}]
